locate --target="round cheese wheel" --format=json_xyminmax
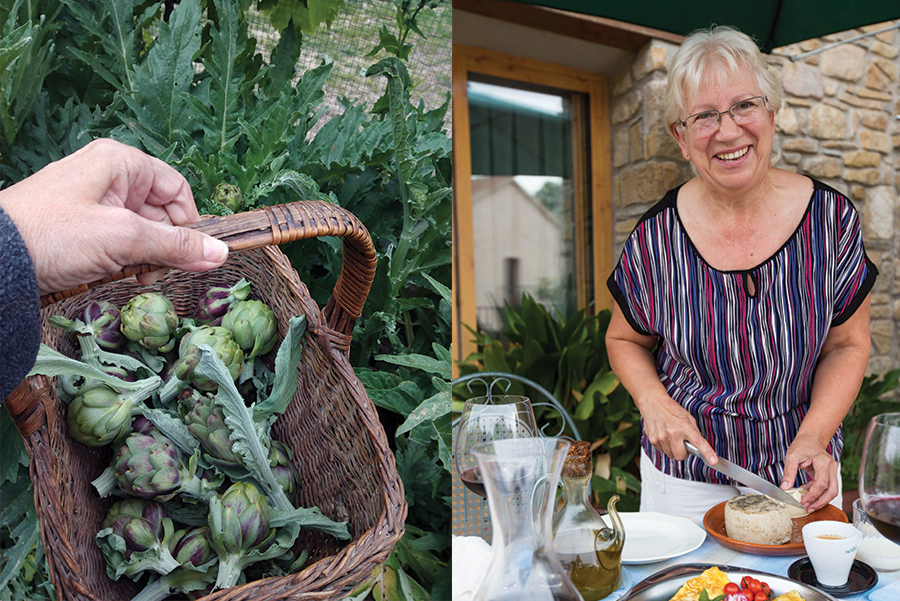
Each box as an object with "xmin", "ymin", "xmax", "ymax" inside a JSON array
[{"xmin": 725, "ymin": 493, "xmax": 791, "ymax": 545}]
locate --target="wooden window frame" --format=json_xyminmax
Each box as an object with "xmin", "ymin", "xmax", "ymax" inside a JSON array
[{"xmin": 452, "ymin": 44, "xmax": 613, "ymax": 368}]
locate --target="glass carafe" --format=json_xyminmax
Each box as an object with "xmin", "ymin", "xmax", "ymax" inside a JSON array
[
  {"xmin": 552, "ymin": 441, "xmax": 624, "ymax": 601},
  {"xmin": 472, "ymin": 437, "xmax": 582, "ymax": 601}
]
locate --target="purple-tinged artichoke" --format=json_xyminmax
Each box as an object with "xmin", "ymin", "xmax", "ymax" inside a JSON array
[
  {"xmin": 212, "ymin": 182, "xmax": 243, "ymax": 213},
  {"xmin": 269, "ymin": 440, "xmax": 299, "ymax": 502},
  {"xmin": 208, "ymin": 482, "xmax": 278, "ymax": 589},
  {"xmin": 67, "ymin": 383, "xmax": 144, "ymax": 447},
  {"xmin": 172, "ymin": 326, "xmax": 244, "ymax": 391},
  {"xmin": 173, "ymin": 526, "xmax": 216, "ymax": 567},
  {"xmin": 183, "ymin": 393, "xmax": 243, "ymax": 471},
  {"xmin": 97, "ymin": 499, "xmax": 179, "ymax": 580},
  {"xmin": 83, "ymin": 301, "xmax": 125, "ymax": 350},
  {"xmin": 120, "ymin": 292, "xmax": 179, "ymax": 352},
  {"xmin": 130, "ymin": 416, "xmax": 157, "ymax": 435},
  {"xmin": 114, "ymin": 430, "xmax": 215, "ymax": 502},
  {"xmin": 222, "ymin": 300, "xmax": 278, "ymax": 361},
  {"xmin": 194, "ymin": 279, "xmax": 251, "ymax": 325}
]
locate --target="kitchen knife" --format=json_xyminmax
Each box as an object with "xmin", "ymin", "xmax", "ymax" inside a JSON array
[{"xmin": 684, "ymin": 441, "xmax": 806, "ymax": 509}]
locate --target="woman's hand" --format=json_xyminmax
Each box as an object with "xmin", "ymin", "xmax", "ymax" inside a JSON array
[
  {"xmin": 782, "ymin": 432, "xmax": 840, "ymax": 512},
  {"xmin": 0, "ymin": 139, "xmax": 229, "ymax": 295},
  {"xmin": 639, "ymin": 390, "xmax": 717, "ymax": 462}
]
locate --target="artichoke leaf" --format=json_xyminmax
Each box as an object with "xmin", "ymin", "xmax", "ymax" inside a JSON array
[
  {"xmin": 29, "ymin": 344, "xmax": 161, "ymax": 393},
  {"xmin": 141, "ymin": 406, "xmax": 200, "ymax": 455},
  {"xmin": 270, "ymin": 506, "xmax": 350, "ymax": 540},
  {"xmin": 254, "ymin": 315, "xmax": 307, "ymax": 424}
]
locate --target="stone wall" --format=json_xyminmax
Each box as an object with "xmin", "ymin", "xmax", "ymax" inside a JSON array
[{"xmin": 609, "ymin": 22, "xmax": 900, "ymax": 375}]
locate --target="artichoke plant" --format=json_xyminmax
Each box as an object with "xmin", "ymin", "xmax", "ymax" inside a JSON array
[
  {"xmin": 211, "ymin": 182, "xmax": 243, "ymax": 213},
  {"xmin": 83, "ymin": 301, "xmax": 125, "ymax": 350},
  {"xmin": 114, "ymin": 430, "xmax": 217, "ymax": 502},
  {"xmin": 121, "ymin": 292, "xmax": 179, "ymax": 352},
  {"xmin": 67, "ymin": 377, "xmax": 159, "ymax": 447},
  {"xmin": 222, "ymin": 300, "xmax": 278, "ymax": 361},
  {"xmin": 194, "ymin": 278, "xmax": 251, "ymax": 325},
  {"xmin": 269, "ymin": 440, "xmax": 299, "ymax": 502},
  {"xmin": 182, "ymin": 393, "xmax": 243, "ymax": 471},
  {"xmin": 208, "ymin": 482, "xmax": 279, "ymax": 589},
  {"xmin": 172, "ymin": 326, "xmax": 244, "ymax": 391},
  {"xmin": 96, "ymin": 498, "xmax": 179, "ymax": 580}
]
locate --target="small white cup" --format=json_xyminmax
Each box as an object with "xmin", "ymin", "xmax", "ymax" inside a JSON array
[{"xmin": 802, "ymin": 521, "xmax": 862, "ymax": 587}]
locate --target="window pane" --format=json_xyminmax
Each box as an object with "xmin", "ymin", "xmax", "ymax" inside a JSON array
[{"xmin": 468, "ymin": 79, "xmax": 581, "ymax": 334}]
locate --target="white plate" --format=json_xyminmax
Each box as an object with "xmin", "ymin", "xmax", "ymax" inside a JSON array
[{"xmin": 604, "ymin": 512, "xmax": 707, "ymax": 564}]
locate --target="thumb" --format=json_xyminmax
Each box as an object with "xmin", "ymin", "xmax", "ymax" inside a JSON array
[{"xmin": 140, "ymin": 222, "xmax": 230, "ymax": 272}]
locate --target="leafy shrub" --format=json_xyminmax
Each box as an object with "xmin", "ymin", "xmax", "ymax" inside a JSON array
[
  {"xmin": 840, "ymin": 368, "xmax": 900, "ymax": 491},
  {"xmin": 456, "ymin": 294, "xmax": 642, "ymax": 511}
]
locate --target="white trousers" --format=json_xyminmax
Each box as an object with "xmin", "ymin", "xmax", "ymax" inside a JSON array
[{"xmin": 639, "ymin": 449, "xmax": 843, "ymax": 524}]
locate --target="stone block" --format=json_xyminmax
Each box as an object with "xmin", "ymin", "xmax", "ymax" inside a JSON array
[
  {"xmin": 858, "ymin": 109, "xmax": 889, "ymax": 130},
  {"xmin": 860, "ymin": 128, "xmax": 892, "ymax": 153},
  {"xmin": 803, "ymin": 156, "xmax": 842, "ymax": 178},
  {"xmin": 613, "ymin": 128, "xmax": 630, "ymax": 168},
  {"xmin": 822, "ymin": 141, "xmax": 858, "ymax": 150},
  {"xmin": 630, "ymin": 123, "xmax": 643, "ymax": 163},
  {"xmin": 870, "ymin": 320, "xmax": 893, "ymax": 356},
  {"xmin": 850, "ymin": 185, "xmax": 865, "ymax": 200},
  {"xmin": 823, "ymin": 79, "xmax": 840, "ymax": 96},
  {"xmin": 775, "ymin": 107, "xmax": 799, "ymax": 135},
  {"xmin": 868, "ymin": 356, "xmax": 893, "ymax": 377},
  {"xmin": 783, "ymin": 138, "xmax": 819, "ymax": 153},
  {"xmin": 618, "ymin": 163, "xmax": 681, "ymax": 206},
  {"xmin": 612, "ymin": 90, "xmax": 642, "ymax": 125},
  {"xmin": 782, "ymin": 152, "xmax": 801, "ymax": 165},
  {"xmin": 810, "ymin": 104, "xmax": 848, "ymax": 139},
  {"xmin": 894, "ymin": 300, "xmax": 900, "ymax": 322},
  {"xmin": 871, "ymin": 303, "xmax": 892, "ymax": 320},
  {"xmin": 612, "ymin": 70, "xmax": 632, "ymax": 97},
  {"xmin": 820, "ymin": 44, "xmax": 867, "ymax": 81},
  {"xmin": 872, "ymin": 40, "xmax": 900, "ymax": 59},
  {"xmin": 855, "ymin": 87, "xmax": 893, "ymax": 101},
  {"xmin": 632, "ymin": 41, "xmax": 671, "ymax": 82},
  {"xmin": 863, "ymin": 186, "xmax": 895, "ymax": 239},
  {"xmin": 874, "ymin": 58, "xmax": 897, "ymax": 81},
  {"xmin": 865, "ymin": 62, "xmax": 891, "ymax": 91},
  {"xmin": 838, "ymin": 90, "xmax": 885, "ymax": 109},
  {"xmin": 782, "ymin": 61, "xmax": 824, "ymax": 98},
  {"xmin": 843, "ymin": 150, "xmax": 882, "ymax": 168},
  {"xmin": 844, "ymin": 168, "xmax": 881, "ymax": 185}
]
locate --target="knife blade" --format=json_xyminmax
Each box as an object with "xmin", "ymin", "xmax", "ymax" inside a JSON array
[{"xmin": 684, "ymin": 441, "xmax": 806, "ymax": 509}]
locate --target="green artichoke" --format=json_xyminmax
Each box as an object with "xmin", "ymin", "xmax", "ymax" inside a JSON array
[
  {"xmin": 114, "ymin": 430, "xmax": 215, "ymax": 502},
  {"xmin": 67, "ymin": 383, "xmax": 140, "ymax": 447},
  {"xmin": 173, "ymin": 526, "xmax": 216, "ymax": 568},
  {"xmin": 222, "ymin": 300, "xmax": 278, "ymax": 361},
  {"xmin": 172, "ymin": 326, "xmax": 244, "ymax": 391},
  {"xmin": 268, "ymin": 440, "xmax": 299, "ymax": 502},
  {"xmin": 211, "ymin": 182, "xmax": 243, "ymax": 213},
  {"xmin": 208, "ymin": 481, "xmax": 277, "ymax": 589},
  {"xmin": 182, "ymin": 393, "xmax": 243, "ymax": 471},
  {"xmin": 97, "ymin": 499, "xmax": 179, "ymax": 580},
  {"xmin": 120, "ymin": 293, "xmax": 179, "ymax": 352}
]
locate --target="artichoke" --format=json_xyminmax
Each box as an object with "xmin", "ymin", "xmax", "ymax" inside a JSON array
[
  {"xmin": 172, "ymin": 326, "xmax": 244, "ymax": 390},
  {"xmin": 208, "ymin": 481, "xmax": 278, "ymax": 589},
  {"xmin": 114, "ymin": 430, "xmax": 215, "ymax": 502},
  {"xmin": 173, "ymin": 526, "xmax": 216, "ymax": 567},
  {"xmin": 128, "ymin": 527, "xmax": 219, "ymax": 601},
  {"xmin": 183, "ymin": 393, "xmax": 243, "ymax": 471},
  {"xmin": 222, "ymin": 300, "xmax": 278, "ymax": 361},
  {"xmin": 83, "ymin": 301, "xmax": 125, "ymax": 350},
  {"xmin": 211, "ymin": 182, "xmax": 243, "ymax": 213},
  {"xmin": 268, "ymin": 440, "xmax": 299, "ymax": 502},
  {"xmin": 97, "ymin": 499, "xmax": 179, "ymax": 580},
  {"xmin": 67, "ymin": 383, "xmax": 146, "ymax": 447},
  {"xmin": 194, "ymin": 278, "xmax": 251, "ymax": 325},
  {"xmin": 121, "ymin": 292, "xmax": 179, "ymax": 352}
]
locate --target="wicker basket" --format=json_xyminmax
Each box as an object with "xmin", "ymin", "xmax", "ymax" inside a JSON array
[{"xmin": 4, "ymin": 201, "xmax": 407, "ymax": 601}]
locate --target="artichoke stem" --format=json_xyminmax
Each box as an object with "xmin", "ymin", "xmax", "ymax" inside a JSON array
[
  {"xmin": 214, "ymin": 553, "xmax": 242, "ymax": 590},
  {"xmin": 91, "ymin": 467, "xmax": 118, "ymax": 498},
  {"xmin": 159, "ymin": 377, "xmax": 187, "ymax": 406},
  {"xmin": 129, "ymin": 576, "xmax": 172, "ymax": 601}
]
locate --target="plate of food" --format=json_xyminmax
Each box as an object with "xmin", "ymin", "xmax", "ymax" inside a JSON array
[
  {"xmin": 623, "ymin": 564, "xmax": 839, "ymax": 601},
  {"xmin": 703, "ymin": 494, "xmax": 848, "ymax": 556}
]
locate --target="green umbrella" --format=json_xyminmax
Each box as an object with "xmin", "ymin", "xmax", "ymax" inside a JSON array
[{"xmin": 506, "ymin": 0, "xmax": 900, "ymax": 52}]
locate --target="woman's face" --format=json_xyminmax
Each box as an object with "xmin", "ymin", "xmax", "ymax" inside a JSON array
[{"xmin": 672, "ymin": 67, "xmax": 774, "ymax": 196}]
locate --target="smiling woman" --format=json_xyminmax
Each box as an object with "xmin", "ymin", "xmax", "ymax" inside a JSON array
[{"xmin": 605, "ymin": 25, "xmax": 878, "ymax": 523}]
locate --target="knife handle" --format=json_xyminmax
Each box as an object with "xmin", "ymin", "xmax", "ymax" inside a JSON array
[{"xmin": 684, "ymin": 441, "xmax": 705, "ymax": 461}]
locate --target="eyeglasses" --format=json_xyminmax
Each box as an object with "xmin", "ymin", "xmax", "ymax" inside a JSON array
[{"xmin": 679, "ymin": 96, "xmax": 769, "ymax": 134}]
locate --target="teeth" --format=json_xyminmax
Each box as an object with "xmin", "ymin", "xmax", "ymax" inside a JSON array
[{"xmin": 717, "ymin": 147, "xmax": 749, "ymax": 161}]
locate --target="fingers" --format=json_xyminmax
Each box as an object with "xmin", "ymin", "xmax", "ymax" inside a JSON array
[{"xmin": 129, "ymin": 219, "xmax": 230, "ymax": 273}]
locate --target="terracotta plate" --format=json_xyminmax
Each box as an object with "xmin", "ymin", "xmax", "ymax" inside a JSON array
[{"xmin": 703, "ymin": 501, "xmax": 848, "ymax": 555}]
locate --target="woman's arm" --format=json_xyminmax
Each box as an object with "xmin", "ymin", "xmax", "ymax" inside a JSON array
[
  {"xmin": 606, "ymin": 302, "xmax": 719, "ymax": 464},
  {"xmin": 782, "ymin": 294, "xmax": 872, "ymax": 511}
]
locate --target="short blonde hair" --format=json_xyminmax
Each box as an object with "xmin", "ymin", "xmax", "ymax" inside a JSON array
[{"xmin": 665, "ymin": 26, "xmax": 783, "ymax": 163}]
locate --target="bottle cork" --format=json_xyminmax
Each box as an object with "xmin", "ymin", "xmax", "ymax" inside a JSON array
[{"xmin": 562, "ymin": 440, "xmax": 592, "ymax": 478}]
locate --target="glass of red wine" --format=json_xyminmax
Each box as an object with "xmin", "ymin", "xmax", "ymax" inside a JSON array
[
  {"xmin": 454, "ymin": 395, "xmax": 538, "ymax": 498},
  {"xmin": 860, "ymin": 413, "xmax": 900, "ymax": 544}
]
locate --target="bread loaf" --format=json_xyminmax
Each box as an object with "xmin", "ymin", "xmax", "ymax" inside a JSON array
[{"xmin": 724, "ymin": 494, "xmax": 791, "ymax": 545}]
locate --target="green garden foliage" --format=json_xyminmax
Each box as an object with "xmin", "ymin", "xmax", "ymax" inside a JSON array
[
  {"xmin": 1, "ymin": 1, "xmax": 450, "ymax": 599},
  {"xmin": 840, "ymin": 368, "xmax": 900, "ymax": 492},
  {"xmin": 456, "ymin": 294, "xmax": 642, "ymax": 511}
]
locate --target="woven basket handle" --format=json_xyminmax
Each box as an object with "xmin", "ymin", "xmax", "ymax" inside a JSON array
[{"xmin": 40, "ymin": 201, "xmax": 377, "ymax": 338}]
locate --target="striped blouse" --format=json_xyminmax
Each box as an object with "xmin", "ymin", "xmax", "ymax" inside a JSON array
[{"xmin": 608, "ymin": 178, "xmax": 877, "ymax": 486}]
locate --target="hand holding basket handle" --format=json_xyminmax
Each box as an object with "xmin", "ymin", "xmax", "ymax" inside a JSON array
[{"xmin": 42, "ymin": 201, "xmax": 377, "ymax": 339}]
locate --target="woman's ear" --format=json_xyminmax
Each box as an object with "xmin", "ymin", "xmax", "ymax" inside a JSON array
[{"xmin": 671, "ymin": 123, "xmax": 690, "ymax": 161}]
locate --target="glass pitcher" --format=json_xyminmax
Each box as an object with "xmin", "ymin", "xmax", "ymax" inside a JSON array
[
  {"xmin": 552, "ymin": 441, "xmax": 624, "ymax": 601},
  {"xmin": 471, "ymin": 437, "xmax": 582, "ymax": 601}
]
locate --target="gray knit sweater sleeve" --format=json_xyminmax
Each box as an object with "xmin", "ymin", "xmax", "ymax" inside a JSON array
[{"xmin": 0, "ymin": 205, "xmax": 40, "ymax": 401}]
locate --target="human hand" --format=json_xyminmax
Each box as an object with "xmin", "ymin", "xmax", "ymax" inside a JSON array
[
  {"xmin": 0, "ymin": 139, "xmax": 229, "ymax": 295},
  {"xmin": 640, "ymin": 391, "xmax": 718, "ymax": 463},
  {"xmin": 781, "ymin": 432, "xmax": 839, "ymax": 512}
]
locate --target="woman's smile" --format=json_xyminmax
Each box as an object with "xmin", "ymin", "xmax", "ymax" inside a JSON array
[{"xmin": 714, "ymin": 145, "xmax": 751, "ymax": 163}]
